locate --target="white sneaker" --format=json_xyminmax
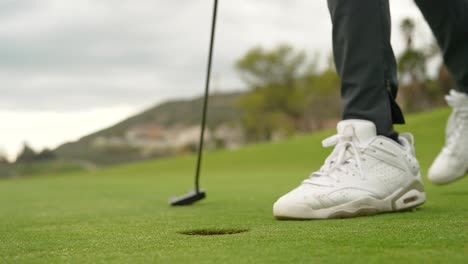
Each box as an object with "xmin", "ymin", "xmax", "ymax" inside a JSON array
[
  {"xmin": 273, "ymin": 120, "xmax": 426, "ymax": 219},
  {"xmin": 428, "ymin": 90, "xmax": 468, "ymax": 185}
]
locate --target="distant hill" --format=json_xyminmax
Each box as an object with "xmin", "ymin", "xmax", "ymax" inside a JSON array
[{"xmin": 54, "ymin": 91, "xmax": 243, "ymax": 165}]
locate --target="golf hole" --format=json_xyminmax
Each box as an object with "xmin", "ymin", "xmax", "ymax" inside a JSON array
[{"xmin": 178, "ymin": 228, "xmax": 249, "ymax": 236}]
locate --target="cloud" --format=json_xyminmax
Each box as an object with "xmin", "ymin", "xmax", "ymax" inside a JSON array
[
  {"xmin": 0, "ymin": 0, "xmax": 331, "ymax": 111},
  {"xmin": 0, "ymin": 107, "xmax": 137, "ymax": 160},
  {"xmin": 0, "ymin": 0, "xmax": 438, "ymax": 109},
  {"xmin": 0, "ymin": 0, "xmax": 439, "ymax": 159},
  {"xmin": 0, "ymin": 0, "xmax": 435, "ymax": 112}
]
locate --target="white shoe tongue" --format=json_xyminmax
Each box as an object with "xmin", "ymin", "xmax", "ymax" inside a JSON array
[{"xmin": 337, "ymin": 120, "xmax": 377, "ymax": 144}]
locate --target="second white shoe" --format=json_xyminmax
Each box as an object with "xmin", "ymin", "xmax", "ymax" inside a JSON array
[
  {"xmin": 273, "ymin": 120, "xmax": 426, "ymax": 219},
  {"xmin": 428, "ymin": 90, "xmax": 468, "ymax": 185}
]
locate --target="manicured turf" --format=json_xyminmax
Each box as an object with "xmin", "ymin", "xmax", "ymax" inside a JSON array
[{"xmin": 1, "ymin": 108, "xmax": 467, "ymax": 263}]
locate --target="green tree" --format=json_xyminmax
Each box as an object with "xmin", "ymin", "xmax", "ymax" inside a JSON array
[
  {"xmin": 398, "ymin": 18, "xmax": 427, "ymax": 83},
  {"xmin": 235, "ymin": 44, "xmax": 342, "ymax": 141},
  {"xmin": 235, "ymin": 44, "xmax": 310, "ymax": 140},
  {"xmin": 397, "ymin": 18, "xmax": 433, "ymax": 111},
  {"xmin": 236, "ymin": 44, "xmax": 306, "ymax": 88},
  {"xmin": 401, "ymin": 18, "xmax": 415, "ymax": 49},
  {"xmin": 36, "ymin": 149, "xmax": 56, "ymax": 161},
  {"xmin": 16, "ymin": 142, "xmax": 37, "ymax": 163},
  {"xmin": 300, "ymin": 68, "xmax": 341, "ymax": 129},
  {"xmin": 0, "ymin": 151, "xmax": 8, "ymax": 164}
]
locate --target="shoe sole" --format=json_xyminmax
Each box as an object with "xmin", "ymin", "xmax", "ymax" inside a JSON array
[
  {"xmin": 428, "ymin": 167, "xmax": 468, "ymax": 185},
  {"xmin": 274, "ymin": 180, "xmax": 426, "ymax": 220}
]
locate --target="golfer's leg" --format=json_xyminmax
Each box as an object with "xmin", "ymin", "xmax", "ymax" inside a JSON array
[
  {"xmin": 272, "ymin": 0, "xmax": 426, "ymax": 220},
  {"xmin": 414, "ymin": 0, "xmax": 468, "ymax": 94},
  {"xmin": 418, "ymin": 0, "xmax": 468, "ymax": 184},
  {"xmin": 328, "ymin": 0, "xmax": 404, "ymax": 140}
]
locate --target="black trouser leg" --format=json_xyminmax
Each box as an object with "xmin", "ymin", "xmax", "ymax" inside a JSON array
[
  {"xmin": 415, "ymin": 0, "xmax": 468, "ymax": 94},
  {"xmin": 328, "ymin": 0, "xmax": 404, "ymax": 140}
]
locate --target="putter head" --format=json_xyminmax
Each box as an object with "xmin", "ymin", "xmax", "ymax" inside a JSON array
[{"xmin": 169, "ymin": 190, "xmax": 206, "ymax": 206}]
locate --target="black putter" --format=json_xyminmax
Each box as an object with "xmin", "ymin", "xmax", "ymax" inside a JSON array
[{"xmin": 169, "ymin": 0, "xmax": 218, "ymax": 206}]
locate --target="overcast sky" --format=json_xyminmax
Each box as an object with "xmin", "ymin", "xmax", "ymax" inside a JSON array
[{"xmin": 0, "ymin": 0, "xmax": 436, "ymax": 160}]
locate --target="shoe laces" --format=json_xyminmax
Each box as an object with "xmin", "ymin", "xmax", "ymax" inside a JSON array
[
  {"xmin": 304, "ymin": 129, "xmax": 367, "ymax": 185},
  {"xmin": 443, "ymin": 96, "xmax": 468, "ymax": 156}
]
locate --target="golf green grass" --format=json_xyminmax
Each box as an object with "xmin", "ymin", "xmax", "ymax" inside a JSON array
[{"xmin": 1, "ymin": 108, "xmax": 467, "ymax": 263}]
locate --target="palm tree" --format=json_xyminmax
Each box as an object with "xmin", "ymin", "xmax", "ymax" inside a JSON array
[
  {"xmin": 400, "ymin": 18, "xmax": 415, "ymax": 49},
  {"xmin": 397, "ymin": 18, "xmax": 432, "ymax": 111}
]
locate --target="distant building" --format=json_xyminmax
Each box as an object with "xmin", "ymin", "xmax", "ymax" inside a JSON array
[
  {"xmin": 173, "ymin": 125, "xmax": 211, "ymax": 148},
  {"xmin": 91, "ymin": 122, "xmax": 245, "ymax": 154},
  {"xmin": 213, "ymin": 125, "xmax": 244, "ymax": 149}
]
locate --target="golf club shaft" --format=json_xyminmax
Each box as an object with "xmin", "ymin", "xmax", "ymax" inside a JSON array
[{"xmin": 195, "ymin": 0, "xmax": 218, "ymax": 192}]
